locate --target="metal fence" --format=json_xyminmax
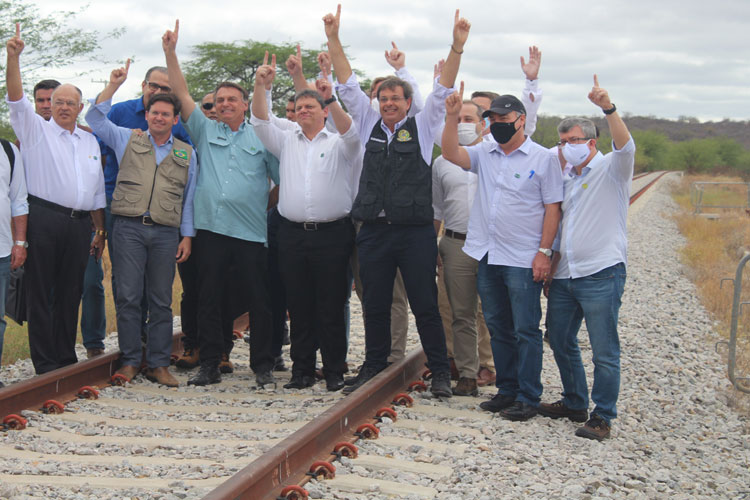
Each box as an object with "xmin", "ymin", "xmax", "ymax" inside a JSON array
[
  {"xmin": 719, "ymin": 252, "xmax": 750, "ymax": 393},
  {"xmin": 691, "ymin": 181, "xmax": 750, "ymax": 214}
]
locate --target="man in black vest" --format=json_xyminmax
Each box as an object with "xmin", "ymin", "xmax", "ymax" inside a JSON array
[{"xmin": 324, "ymin": 5, "xmax": 471, "ymax": 397}]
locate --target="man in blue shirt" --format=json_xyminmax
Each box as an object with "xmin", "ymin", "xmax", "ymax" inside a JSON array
[{"xmin": 163, "ymin": 20, "xmax": 280, "ymax": 387}]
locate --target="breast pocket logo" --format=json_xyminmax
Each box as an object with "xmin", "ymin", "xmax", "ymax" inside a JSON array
[{"xmin": 396, "ymin": 129, "xmax": 411, "ymax": 142}]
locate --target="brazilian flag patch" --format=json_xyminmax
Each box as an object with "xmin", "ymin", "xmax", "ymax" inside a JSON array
[
  {"xmin": 396, "ymin": 129, "xmax": 411, "ymax": 142},
  {"xmin": 173, "ymin": 149, "xmax": 188, "ymax": 160}
]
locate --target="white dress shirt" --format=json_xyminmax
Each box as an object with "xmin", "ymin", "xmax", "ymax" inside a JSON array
[
  {"xmin": 250, "ymin": 113, "xmax": 362, "ymax": 223},
  {"xmin": 432, "ymin": 155, "xmax": 476, "ymax": 234},
  {"xmin": 7, "ymin": 93, "xmax": 105, "ymax": 211},
  {"xmin": 554, "ymin": 138, "xmax": 635, "ymax": 279},
  {"xmin": 463, "ymin": 137, "xmax": 563, "ymax": 268},
  {"xmin": 0, "ymin": 142, "xmax": 29, "ymax": 257}
]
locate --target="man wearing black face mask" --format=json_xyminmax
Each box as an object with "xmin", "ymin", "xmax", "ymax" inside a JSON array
[{"xmin": 442, "ymin": 85, "xmax": 562, "ymax": 422}]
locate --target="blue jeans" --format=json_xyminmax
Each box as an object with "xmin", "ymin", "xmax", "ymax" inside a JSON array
[
  {"xmin": 547, "ymin": 263, "xmax": 626, "ymax": 424},
  {"xmin": 112, "ymin": 217, "xmax": 178, "ymax": 368},
  {"xmin": 0, "ymin": 256, "xmax": 10, "ymax": 364},
  {"xmin": 80, "ymin": 233, "xmax": 106, "ymax": 350},
  {"xmin": 477, "ymin": 257, "xmax": 543, "ymax": 406}
]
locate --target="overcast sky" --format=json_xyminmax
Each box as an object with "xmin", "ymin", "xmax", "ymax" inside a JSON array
[{"xmin": 28, "ymin": 0, "xmax": 750, "ymax": 121}]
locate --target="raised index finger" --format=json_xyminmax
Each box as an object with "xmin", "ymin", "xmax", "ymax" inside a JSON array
[
  {"xmin": 593, "ymin": 74, "xmax": 599, "ymax": 88},
  {"xmin": 296, "ymin": 43, "xmax": 301, "ymax": 59},
  {"xmin": 125, "ymin": 58, "xmax": 131, "ymax": 73},
  {"xmin": 271, "ymin": 53, "xmax": 276, "ymax": 69},
  {"xmin": 458, "ymin": 80, "xmax": 464, "ymax": 100},
  {"xmin": 391, "ymin": 41, "xmax": 398, "ymax": 50},
  {"xmin": 174, "ymin": 19, "xmax": 179, "ymax": 36},
  {"xmin": 15, "ymin": 22, "xmax": 20, "ymax": 38},
  {"xmin": 263, "ymin": 50, "xmax": 268, "ymax": 66},
  {"xmin": 336, "ymin": 4, "xmax": 341, "ymax": 20}
]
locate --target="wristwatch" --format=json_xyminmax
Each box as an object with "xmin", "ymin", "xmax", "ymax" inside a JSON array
[
  {"xmin": 14, "ymin": 240, "xmax": 28, "ymax": 248},
  {"xmin": 538, "ymin": 247, "xmax": 552, "ymax": 257}
]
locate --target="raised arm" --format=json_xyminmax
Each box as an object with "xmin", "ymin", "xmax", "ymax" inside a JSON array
[
  {"xmin": 316, "ymin": 74, "xmax": 351, "ymax": 135},
  {"xmin": 162, "ymin": 20, "xmax": 196, "ymax": 121},
  {"xmin": 6, "ymin": 23, "xmax": 24, "ymax": 102},
  {"xmin": 323, "ymin": 4, "xmax": 353, "ymax": 84},
  {"xmin": 438, "ymin": 10, "xmax": 471, "ymax": 89},
  {"xmin": 441, "ymin": 82, "xmax": 471, "ymax": 170},
  {"xmin": 286, "ymin": 44, "xmax": 311, "ymax": 93},
  {"xmin": 589, "ymin": 74, "xmax": 629, "ymax": 150},
  {"xmin": 252, "ymin": 62, "xmax": 276, "ymax": 121},
  {"xmin": 520, "ymin": 46, "xmax": 543, "ymax": 136},
  {"xmin": 96, "ymin": 59, "xmax": 131, "ymax": 104}
]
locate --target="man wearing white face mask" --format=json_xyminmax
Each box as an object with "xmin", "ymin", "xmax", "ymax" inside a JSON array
[{"xmin": 539, "ymin": 76, "xmax": 635, "ymax": 441}]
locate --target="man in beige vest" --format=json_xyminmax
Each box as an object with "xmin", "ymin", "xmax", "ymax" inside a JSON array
[{"xmin": 86, "ymin": 60, "xmax": 198, "ymax": 387}]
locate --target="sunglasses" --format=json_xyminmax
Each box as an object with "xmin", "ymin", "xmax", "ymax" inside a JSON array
[{"xmin": 202, "ymin": 102, "xmax": 214, "ymax": 110}]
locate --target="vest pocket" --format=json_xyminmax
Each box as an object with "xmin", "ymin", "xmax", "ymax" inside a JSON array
[{"xmin": 159, "ymin": 196, "xmax": 182, "ymax": 216}]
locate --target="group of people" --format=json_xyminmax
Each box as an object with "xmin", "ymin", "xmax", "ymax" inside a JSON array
[{"xmin": 0, "ymin": 5, "xmax": 635, "ymax": 441}]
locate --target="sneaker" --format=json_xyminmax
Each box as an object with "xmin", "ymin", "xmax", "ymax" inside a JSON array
[
  {"xmin": 187, "ymin": 362, "xmax": 221, "ymax": 386},
  {"xmin": 430, "ymin": 371, "xmax": 452, "ymax": 398},
  {"xmin": 325, "ymin": 373, "xmax": 345, "ymax": 392},
  {"xmin": 452, "ymin": 377, "xmax": 478, "ymax": 397},
  {"xmin": 479, "ymin": 392, "xmax": 516, "ymax": 413},
  {"xmin": 476, "ymin": 367, "xmax": 496, "ymax": 387},
  {"xmin": 283, "ymin": 374, "xmax": 316, "ymax": 389},
  {"xmin": 256, "ymin": 370, "xmax": 275, "ymax": 387},
  {"xmin": 176, "ymin": 348, "xmax": 200, "ymax": 369},
  {"xmin": 273, "ymin": 356, "xmax": 288, "ymax": 372},
  {"xmin": 342, "ymin": 365, "xmax": 381, "ymax": 395},
  {"xmin": 538, "ymin": 400, "xmax": 588, "ymax": 422},
  {"xmin": 219, "ymin": 353, "xmax": 234, "ymax": 374},
  {"xmin": 575, "ymin": 415, "xmax": 611, "ymax": 441},
  {"xmin": 499, "ymin": 401, "xmax": 538, "ymax": 422}
]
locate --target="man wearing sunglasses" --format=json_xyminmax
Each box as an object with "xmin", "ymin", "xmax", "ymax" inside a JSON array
[{"xmin": 200, "ymin": 93, "xmax": 217, "ymax": 121}]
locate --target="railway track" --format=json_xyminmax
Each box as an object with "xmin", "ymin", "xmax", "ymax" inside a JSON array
[{"xmin": 0, "ymin": 171, "xmax": 669, "ymax": 500}]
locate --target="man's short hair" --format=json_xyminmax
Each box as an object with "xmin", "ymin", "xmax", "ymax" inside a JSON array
[
  {"xmin": 51, "ymin": 84, "xmax": 83, "ymax": 100},
  {"xmin": 462, "ymin": 100, "xmax": 483, "ymax": 120},
  {"xmin": 146, "ymin": 93, "xmax": 181, "ymax": 116},
  {"xmin": 557, "ymin": 117, "xmax": 597, "ymax": 140},
  {"xmin": 375, "ymin": 76, "xmax": 413, "ymax": 101},
  {"xmin": 33, "ymin": 79, "xmax": 61, "ymax": 98},
  {"xmin": 287, "ymin": 96, "xmax": 296, "ymax": 103},
  {"xmin": 214, "ymin": 81, "xmax": 249, "ymax": 102},
  {"xmin": 369, "ymin": 76, "xmax": 388, "ymax": 98},
  {"xmin": 144, "ymin": 66, "xmax": 168, "ymax": 82},
  {"xmin": 471, "ymin": 91, "xmax": 500, "ymax": 103},
  {"xmin": 294, "ymin": 89, "xmax": 326, "ymax": 109}
]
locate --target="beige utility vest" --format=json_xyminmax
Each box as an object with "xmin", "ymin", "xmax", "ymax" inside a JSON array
[{"xmin": 111, "ymin": 133, "xmax": 191, "ymax": 228}]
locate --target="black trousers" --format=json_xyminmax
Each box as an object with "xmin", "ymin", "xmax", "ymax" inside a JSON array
[
  {"xmin": 194, "ymin": 230, "xmax": 272, "ymax": 372},
  {"xmin": 26, "ymin": 201, "xmax": 91, "ymax": 374},
  {"xmin": 267, "ymin": 208, "xmax": 287, "ymax": 358},
  {"xmin": 278, "ymin": 217, "xmax": 354, "ymax": 377}
]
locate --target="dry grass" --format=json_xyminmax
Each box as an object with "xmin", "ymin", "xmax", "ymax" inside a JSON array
[
  {"xmin": 672, "ymin": 175, "xmax": 750, "ymax": 411},
  {"xmin": 1, "ymin": 247, "xmax": 183, "ymax": 366}
]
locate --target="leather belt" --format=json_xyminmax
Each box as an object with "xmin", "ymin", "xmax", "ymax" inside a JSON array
[
  {"xmin": 281, "ymin": 216, "xmax": 350, "ymax": 231},
  {"xmin": 28, "ymin": 194, "xmax": 89, "ymax": 219},
  {"xmin": 119, "ymin": 215, "xmax": 156, "ymax": 225},
  {"xmin": 444, "ymin": 229, "xmax": 466, "ymax": 240}
]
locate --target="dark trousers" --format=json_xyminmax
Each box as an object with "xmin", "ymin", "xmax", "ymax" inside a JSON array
[
  {"xmin": 194, "ymin": 230, "xmax": 272, "ymax": 372},
  {"xmin": 267, "ymin": 208, "xmax": 287, "ymax": 358},
  {"xmin": 26, "ymin": 201, "xmax": 91, "ymax": 374},
  {"xmin": 278, "ymin": 218, "xmax": 353, "ymax": 377},
  {"xmin": 356, "ymin": 222, "xmax": 449, "ymax": 374}
]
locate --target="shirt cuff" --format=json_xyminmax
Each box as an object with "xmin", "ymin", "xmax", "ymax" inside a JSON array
[{"xmin": 89, "ymin": 97, "xmax": 113, "ymax": 113}]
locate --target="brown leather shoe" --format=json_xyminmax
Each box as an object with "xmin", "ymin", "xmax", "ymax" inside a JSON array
[
  {"xmin": 539, "ymin": 399, "xmax": 588, "ymax": 422},
  {"xmin": 219, "ymin": 353, "xmax": 234, "ymax": 374},
  {"xmin": 452, "ymin": 377, "xmax": 478, "ymax": 396},
  {"xmin": 575, "ymin": 415, "xmax": 611, "ymax": 441},
  {"xmin": 476, "ymin": 367, "xmax": 496, "ymax": 387},
  {"xmin": 86, "ymin": 348, "xmax": 105, "ymax": 359},
  {"xmin": 115, "ymin": 364, "xmax": 140, "ymax": 382},
  {"xmin": 145, "ymin": 366, "xmax": 179, "ymax": 387},
  {"xmin": 175, "ymin": 347, "xmax": 200, "ymax": 369}
]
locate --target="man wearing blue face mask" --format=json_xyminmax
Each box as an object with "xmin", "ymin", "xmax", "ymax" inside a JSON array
[
  {"xmin": 538, "ymin": 75, "xmax": 634, "ymax": 441},
  {"xmin": 441, "ymin": 84, "xmax": 563, "ymax": 422}
]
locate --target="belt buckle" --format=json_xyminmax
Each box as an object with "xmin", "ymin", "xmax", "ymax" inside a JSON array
[
  {"xmin": 142, "ymin": 216, "xmax": 154, "ymax": 226},
  {"xmin": 70, "ymin": 210, "xmax": 80, "ymax": 218},
  {"xmin": 303, "ymin": 222, "xmax": 318, "ymax": 231}
]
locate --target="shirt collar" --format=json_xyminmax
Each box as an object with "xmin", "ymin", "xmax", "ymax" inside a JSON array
[
  {"xmin": 50, "ymin": 117, "xmax": 81, "ymax": 139},
  {"xmin": 575, "ymin": 151, "xmax": 605, "ymax": 177},
  {"xmin": 489, "ymin": 135, "xmax": 532, "ymax": 156},
  {"xmin": 381, "ymin": 116, "xmax": 408, "ymax": 137},
  {"xmin": 295, "ymin": 124, "xmax": 332, "ymax": 141},
  {"xmin": 146, "ymin": 130, "xmax": 174, "ymax": 147},
  {"xmin": 135, "ymin": 97, "xmax": 146, "ymax": 114}
]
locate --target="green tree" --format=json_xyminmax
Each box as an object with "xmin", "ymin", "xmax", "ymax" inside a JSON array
[
  {"xmin": 666, "ymin": 138, "xmax": 721, "ymax": 173},
  {"xmin": 631, "ymin": 130, "xmax": 670, "ymax": 172}
]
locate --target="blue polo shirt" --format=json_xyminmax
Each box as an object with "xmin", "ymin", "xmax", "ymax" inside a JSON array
[
  {"xmin": 99, "ymin": 96, "xmax": 192, "ymax": 199},
  {"xmin": 184, "ymin": 110, "xmax": 279, "ymax": 244}
]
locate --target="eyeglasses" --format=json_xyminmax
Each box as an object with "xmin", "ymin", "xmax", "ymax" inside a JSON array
[
  {"xmin": 202, "ymin": 102, "xmax": 214, "ymax": 110},
  {"xmin": 53, "ymin": 99, "xmax": 78, "ymax": 108},
  {"xmin": 378, "ymin": 96, "xmax": 406, "ymax": 104},
  {"xmin": 557, "ymin": 137, "xmax": 592, "ymax": 146},
  {"xmin": 147, "ymin": 82, "xmax": 171, "ymax": 93}
]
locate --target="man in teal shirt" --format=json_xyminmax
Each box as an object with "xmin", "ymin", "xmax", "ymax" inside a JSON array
[{"xmin": 163, "ymin": 20, "xmax": 280, "ymax": 387}]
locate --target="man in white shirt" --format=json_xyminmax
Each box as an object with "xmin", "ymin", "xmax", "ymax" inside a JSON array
[
  {"xmin": 442, "ymin": 86, "xmax": 562, "ymax": 421},
  {"xmin": 5, "ymin": 24, "xmax": 106, "ymax": 374},
  {"xmin": 251, "ymin": 61, "xmax": 361, "ymax": 392},
  {"xmin": 539, "ymin": 76, "xmax": 634, "ymax": 441}
]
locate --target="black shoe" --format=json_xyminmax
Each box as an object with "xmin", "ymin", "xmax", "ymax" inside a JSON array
[
  {"xmin": 575, "ymin": 415, "xmax": 611, "ymax": 441},
  {"xmin": 256, "ymin": 370, "xmax": 275, "ymax": 387},
  {"xmin": 342, "ymin": 365, "xmax": 381, "ymax": 395},
  {"xmin": 344, "ymin": 364, "xmax": 365, "ymax": 386},
  {"xmin": 273, "ymin": 356, "xmax": 288, "ymax": 372},
  {"xmin": 187, "ymin": 362, "xmax": 221, "ymax": 386},
  {"xmin": 283, "ymin": 374, "xmax": 315, "ymax": 389},
  {"xmin": 479, "ymin": 392, "xmax": 516, "ymax": 413},
  {"xmin": 430, "ymin": 371, "xmax": 452, "ymax": 398},
  {"xmin": 538, "ymin": 399, "xmax": 588, "ymax": 422},
  {"xmin": 325, "ymin": 373, "xmax": 345, "ymax": 392},
  {"xmin": 499, "ymin": 401, "xmax": 538, "ymax": 422}
]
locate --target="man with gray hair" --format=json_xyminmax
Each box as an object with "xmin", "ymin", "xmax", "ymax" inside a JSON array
[{"xmin": 538, "ymin": 76, "xmax": 634, "ymax": 441}]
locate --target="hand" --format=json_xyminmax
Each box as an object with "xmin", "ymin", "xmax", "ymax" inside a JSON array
[
  {"xmin": 10, "ymin": 244, "xmax": 26, "ymax": 270},
  {"xmin": 259, "ymin": 51, "xmax": 277, "ymax": 89},
  {"xmin": 452, "ymin": 10, "xmax": 471, "ymax": 49},
  {"xmin": 176, "ymin": 237, "xmax": 191, "ymax": 263},
  {"xmin": 433, "ymin": 58, "xmax": 445, "ymax": 79},
  {"xmin": 316, "ymin": 77, "xmax": 332, "ymax": 100},
  {"xmin": 132, "ymin": 128, "xmax": 145, "ymax": 136},
  {"xmin": 6, "ymin": 23, "xmax": 24, "ymax": 58},
  {"xmin": 286, "ymin": 44, "xmax": 303, "ymax": 77},
  {"xmin": 520, "ymin": 45, "xmax": 541, "ymax": 81},
  {"xmin": 588, "ymin": 74, "xmax": 613, "ymax": 110},
  {"xmin": 317, "ymin": 51, "xmax": 332, "ymax": 76},
  {"xmin": 109, "ymin": 58, "xmax": 131, "ymax": 86},
  {"xmin": 531, "ymin": 252, "xmax": 551, "ymax": 282},
  {"xmin": 384, "ymin": 41, "xmax": 405, "ymax": 70},
  {"xmin": 445, "ymin": 81, "xmax": 464, "ymax": 117},
  {"xmin": 323, "ymin": 4, "xmax": 341, "ymax": 39},
  {"xmin": 162, "ymin": 19, "xmax": 179, "ymax": 54},
  {"xmin": 90, "ymin": 234, "xmax": 105, "ymax": 261},
  {"xmin": 436, "ymin": 253, "xmax": 443, "ymax": 277}
]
